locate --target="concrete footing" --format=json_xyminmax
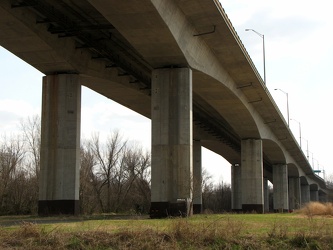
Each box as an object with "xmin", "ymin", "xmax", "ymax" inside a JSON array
[{"xmin": 38, "ymin": 200, "xmax": 80, "ymax": 215}]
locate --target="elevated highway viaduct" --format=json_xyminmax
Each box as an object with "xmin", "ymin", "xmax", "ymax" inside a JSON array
[{"xmin": 0, "ymin": 0, "xmax": 330, "ymax": 216}]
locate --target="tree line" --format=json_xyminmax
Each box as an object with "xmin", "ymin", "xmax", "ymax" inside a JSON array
[{"xmin": 0, "ymin": 115, "xmax": 237, "ymax": 215}]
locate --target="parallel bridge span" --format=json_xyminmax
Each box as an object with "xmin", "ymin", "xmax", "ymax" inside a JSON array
[{"xmin": 0, "ymin": 0, "xmax": 330, "ymax": 216}]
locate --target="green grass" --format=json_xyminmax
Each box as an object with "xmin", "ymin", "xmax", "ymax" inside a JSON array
[{"xmin": 1, "ymin": 212, "xmax": 333, "ymax": 249}]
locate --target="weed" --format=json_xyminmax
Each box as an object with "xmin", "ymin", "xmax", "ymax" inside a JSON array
[{"xmin": 267, "ymin": 221, "xmax": 288, "ymax": 239}]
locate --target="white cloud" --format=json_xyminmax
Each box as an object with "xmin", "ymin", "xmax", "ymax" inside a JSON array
[
  {"xmin": 0, "ymin": 99, "xmax": 40, "ymax": 135},
  {"xmin": 81, "ymin": 88, "xmax": 151, "ymax": 149}
]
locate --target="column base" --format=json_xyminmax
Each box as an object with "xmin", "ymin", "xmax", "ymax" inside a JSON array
[
  {"xmin": 193, "ymin": 204, "xmax": 202, "ymax": 214},
  {"xmin": 150, "ymin": 201, "xmax": 192, "ymax": 218},
  {"xmin": 242, "ymin": 204, "xmax": 264, "ymax": 214},
  {"xmin": 273, "ymin": 209, "xmax": 289, "ymax": 213},
  {"xmin": 38, "ymin": 200, "xmax": 80, "ymax": 216}
]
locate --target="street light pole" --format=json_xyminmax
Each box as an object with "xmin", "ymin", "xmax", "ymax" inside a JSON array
[
  {"xmin": 274, "ymin": 88, "xmax": 289, "ymax": 127},
  {"xmin": 245, "ymin": 29, "xmax": 266, "ymax": 85},
  {"xmin": 304, "ymin": 138, "xmax": 309, "ymax": 160},
  {"xmin": 291, "ymin": 118, "xmax": 302, "ymax": 149}
]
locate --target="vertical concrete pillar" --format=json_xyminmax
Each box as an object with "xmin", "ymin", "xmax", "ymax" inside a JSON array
[
  {"xmin": 193, "ymin": 140, "xmax": 202, "ymax": 214},
  {"xmin": 39, "ymin": 74, "xmax": 81, "ymax": 215},
  {"xmin": 241, "ymin": 139, "xmax": 264, "ymax": 213},
  {"xmin": 319, "ymin": 192, "xmax": 328, "ymax": 202},
  {"xmin": 310, "ymin": 190, "xmax": 319, "ymax": 202},
  {"xmin": 301, "ymin": 184, "xmax": 310, "ymax": 205},
  {"xmin": 288, "ymin": 177, "xmax": 301, "ymax": 210},
  {"xmin": 273, "ymin": 164, "xmax": 289, "ymax": 212},
  {"xmin": 150, "ymin": 68, "xmax": 193, "ymax": 218},
  {"xmin": 231, "ymin": 164, "xmax": 242, "ymax": 211},
  {"xmin": 264, "ymin": 178, "xmax": 269, "ymax": 212}
]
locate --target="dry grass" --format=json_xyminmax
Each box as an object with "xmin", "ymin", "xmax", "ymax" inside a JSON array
[
  {"xmin": 1, "ymin": 213, "xmax": 333, "ymax": 249},
  {"xmin": 298, "ymin": 202, "xmax": 333, "ymax": 217}
]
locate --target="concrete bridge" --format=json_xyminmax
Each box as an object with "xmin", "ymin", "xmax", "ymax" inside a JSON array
[{"xmin": 0, "ymin": 0, "xmax": 330, "ymax": 216}]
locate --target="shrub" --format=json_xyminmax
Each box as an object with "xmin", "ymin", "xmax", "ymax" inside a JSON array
[{"xmin": 299, "ymin": 202, "xmax": 333, "ymax": 217}]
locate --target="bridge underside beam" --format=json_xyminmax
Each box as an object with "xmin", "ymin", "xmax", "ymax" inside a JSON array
[
  {"xmin": 39, "ymin": 74, "xmax": 81, "ymax": 216},
  {"xmin": 150, "ymin": 68, "xmax": 193, "ymax": 218}
]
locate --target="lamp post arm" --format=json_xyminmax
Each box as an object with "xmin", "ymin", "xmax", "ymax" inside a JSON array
[
  {"xmin": 246, "ymin": 29, "xmax": 263, "ymax": 38},
  {"xmin": 245, "ymin": 28, "xmax": 266, "ymax": 85}
]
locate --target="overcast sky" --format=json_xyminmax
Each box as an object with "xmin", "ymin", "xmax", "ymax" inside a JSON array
[{"xmin": 1, "ymin": 0, "xmax": 332, "ymax": 183}]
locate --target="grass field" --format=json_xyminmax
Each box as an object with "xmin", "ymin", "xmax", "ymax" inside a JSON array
[{"xmin": 1, "ymin": 203, "xmax": 333, "ymax": 249}]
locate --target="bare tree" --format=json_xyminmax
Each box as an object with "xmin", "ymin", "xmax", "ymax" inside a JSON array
[
  {"xmin": 80, "ymin": 141, "xmax": 99, "ymax": 214},
  {"xmin": 80, "ymin": 133, "xmax": 151, "ymax": 214},
  {"xmin": 114, "ymin": 143, "xmax": 151, "ymax": 212},
  {"xmin": 20, "ymin": 115, "xmax": 41, "ymax": 179},
  {"xmin": 90, "ymin": 131, "xmax": 127, "ymax": 213},
  {"xmin": 0, "ymin": 135, "xmax": 25, "ymax": 214}
]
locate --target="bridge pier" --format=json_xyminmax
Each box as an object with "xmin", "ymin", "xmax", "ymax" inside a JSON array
[
  {"xmin": 150, "ymin": 68, "xmax": 193, "ymax": 218},
  {"xmin": 273, "ymin": 164, "xmax": 289, "ymax": 212},
  {"xmin": 310, "ymin": 190, "xmax": 319, "ymax": 202},
  {"xmin": 39, "ymin": 74, "xmax": 81, "ymax": 216},
  {"xmin": 193, "ymin": 140, "xmax": 202, "ymax": 214},
  {"xmin": 264, "ymin": 177, "xmax": 269, "ymax": 212},
  {"xmin": 241, "ymin": 139, "xmax": 264, "ymax": 213},
  {"xmin": 288, "ymin": 177, "xmax": 301, "ymax": 210},
  {"xmin": 319, "ymin": 192, "xmax": 328, "ymax": 202},
  {"xmin": 301, "ymin": 184, "xmax": 310, "ymax": 205},
  {"xmin": 231, "ymin": 164, "xmax": 242, "ymax": 211}
]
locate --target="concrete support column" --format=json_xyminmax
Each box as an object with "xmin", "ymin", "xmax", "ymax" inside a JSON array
[
  {"xmin": 264, "ymin": 178, "xmax": 269, "ymax": 212},
  {"xmin": 39, "ymin": 74, "xmax": 81, "ymax": 215},
  {"xmin": 231, "ymin": 164, "xmax": 242, "ymax": 211},
  {"xmin": 241, "ymin": 139, "xmax": 264, "ymax": 213},
  {"xmin": 273, "ymin": 164, "xmax": 289, "ymax": 212},
  {"xmin": 288, "ymin": 177, "xmax": 301, "ymax": 210},
  {"xmin": 193, "ymin": 140, "xmax": 202, "ymax": 214},
  {"xmin": 319, "ymin": 192, "xmax": 328, "ymax": 203},
  {"xmin": 150, "ymin": 68, "xmax": 193, "ymax": 218},
  {"xmin": 301, "ymin": 184, "xmax": 310, "ymax": 205},
  {"xmin": 310, "ymin": 190, "xmax": 319, "ymax": 202}
]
